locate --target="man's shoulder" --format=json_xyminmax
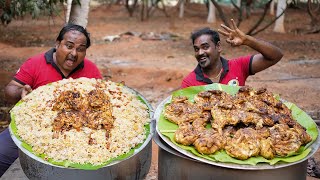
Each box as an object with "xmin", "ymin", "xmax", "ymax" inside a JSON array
[
  {"xmin": 183, "ymin": 70, "xmax": 196, "ymax": 80},
  {"xmin": 228, "ymin": 55, "xmax": 252, "ymax": 62},
  {"xmin": 24, "ymin": 52, "xmax": 46, "ymax": 65}
]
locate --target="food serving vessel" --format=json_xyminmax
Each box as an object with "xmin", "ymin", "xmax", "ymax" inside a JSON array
[
  {"xmin": 154, "ymin": 95, "xmax": 320, "ymax": 180},
  {"xmin": 9, "ymin": 88, "xmax": 154, "ymax": 180}
]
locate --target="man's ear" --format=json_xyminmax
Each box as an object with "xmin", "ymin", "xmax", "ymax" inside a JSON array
[
  {"xmin": 55, "ymin": 41, "xmax": 60, "ymax": 49},
  {"xmin": 216, "ymin": 41, "xmax": 222, "ymax": 53}
]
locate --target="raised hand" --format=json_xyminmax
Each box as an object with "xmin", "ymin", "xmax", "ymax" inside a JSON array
[{"xmin": 218, "ymin": 19, "xmax": 247, "ymax": 47}]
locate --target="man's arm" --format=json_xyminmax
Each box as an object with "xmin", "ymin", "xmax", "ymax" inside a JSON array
[
  {"xmin": 4, "ymin": 80, "xmax": 32, "ymax": 104},
  {"xmin": 218, "ymin": 19, "xmax": 283, "ymax": 74}
]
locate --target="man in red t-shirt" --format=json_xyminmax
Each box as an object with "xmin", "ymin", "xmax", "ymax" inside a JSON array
[
  {"xmin": 181, "ymin": 19, "xmax": 283, "ymax": 88},
  {"xmin": 0, "ymin": 24, "xmax": 102, "ymax": 176}
]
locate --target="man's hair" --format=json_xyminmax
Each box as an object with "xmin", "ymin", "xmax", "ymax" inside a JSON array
[
  {"xmin": 56, "ymin": 24, "xmax": 91, "ymax": 48},
  {"xmin": 191, "ymin": 27, "xmax": 220, "ymax": 45}
]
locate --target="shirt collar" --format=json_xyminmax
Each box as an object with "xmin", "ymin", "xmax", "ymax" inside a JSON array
[
  {"xmin": 44, "ymin": 48, "xmax": 84, "ymax": 78},
  {"xmin": 195, "ymin": 57, "xmax": 229, "ymax": 84}
]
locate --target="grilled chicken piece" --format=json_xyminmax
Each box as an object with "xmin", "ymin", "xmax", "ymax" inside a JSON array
[
  {"xmin": 88, "ymin": 89, "xmax": 109, "ymax": 108},
  {"xmin": 293, "ymin": 123, "xmax": 312, "ymax": 145},
  {"xmin": 211, "ymin": 105, "xmax": 240, "ymax": 131},
  {"xmin": 174, "ymin": 123, "xmax": 199, "ymax": 146},
  {"xmin": 225, "ymin": 128, "xmax": 260, "ymax": 160},
  {"xmin": 194, "ymin": 90, "xmax": 234, "ymax": 110},
  {"xmin": 52, "ymin": 90, "xmax": 86, "ymax": 111},
  {"xmin": 259, "ymin": 138, "xmax": 275, "ymax": 159},
  {"xmin": 269, "ymin": 124, "xmax": 302, "ymax": 156},
  {"xmin": 164, "ymin": 96, "xmax": 202, "ymax": 125},
  {"xmin": 53, "ymin": 110, "xmax": 87, "ymax": 136},
  {"xmin": 193, "ymin": 129, "xmax": 225, "ymax": 155}
]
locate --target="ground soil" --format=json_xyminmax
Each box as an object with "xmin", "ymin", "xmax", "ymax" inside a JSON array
[{"xmin": 0, "ymin": 3, "xmax": 319, "ymax": 179}]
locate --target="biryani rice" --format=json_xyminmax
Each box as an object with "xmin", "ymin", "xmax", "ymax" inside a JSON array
[{"xmin": 11, "ymin": 77, "xmax": 151, "ymax": 165}]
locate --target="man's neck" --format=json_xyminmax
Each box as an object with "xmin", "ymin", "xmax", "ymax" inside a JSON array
[{"xmin": 202, "ymin": 59, "xmax": 222, "ymax": 78}]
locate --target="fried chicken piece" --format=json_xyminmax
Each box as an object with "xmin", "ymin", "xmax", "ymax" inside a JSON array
[
  {"xmin": 164, "ymin": 96, "xmax": 202, "ymax": 125},
  {"xmin": 194, "ymin": 90, "xmax": 234, "ymax": 110},
  {"xmin": 259, "ymin": 138, "xmax": 275, "ymax": 159},
  {"xmin": 223, "ymin": 125, "xmax": 237, "ymax": 139},
  {"xmin": 192, "ymin": 111, "xmax": 211, "ymax": 130},
  {"xmin": 174, "ymin": 123, "xmax": 199, "ymax": 146},
  {"xmin": 225, "ymin": 128, "xmax": 260, "ymax": 160},
  {"xmin": 86, "ymin": 110, "xmax": 114, "ymax": 131},
  {"xmin": 52, "ymin": 90, "xmax": 86, "ymax": 111},
  {"xmin": 53, "ymin": 110, "xmax": 87, "ymax": 137},
  {"xmin": 269, "ymin": 124, "xmax": 302, "ymax": 157},
  {"xmin": 293, "ymin": 123, "xmax": 312, "ymax": 145},
  {"xmin": 193, "ymin": 129, "xmax": 225, "ymax": 155},
  {"xmin": 236, "ymin": 110, "xmax": 264, "ymax": 128},
  {"xmin": 211, "ymin": 105, "xmax": 240, "ymax": 131},
  {"xmin": 88, "ymin": 89, "xmax": 108, "ymax": 107},
  {"xmin": 194, "ymin": 91, "xmax": 215, "ymax": 111}
]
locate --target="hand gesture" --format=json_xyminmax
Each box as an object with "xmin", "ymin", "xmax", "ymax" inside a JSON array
[
  {"xmin": 21, "ymin": 85, "xmax": 32, "ymax": 98},
  {"xmin": 218, "ymin": 19, "xmax": 247, "ymax": 47}
]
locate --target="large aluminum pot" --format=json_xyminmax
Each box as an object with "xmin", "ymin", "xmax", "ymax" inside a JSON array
[
  {"xmin": 154, "ymin": 96, "xmax": 320, "ymax": 180},
  {"xmin": 9, "ymin": 89, "xmax": 154, "ymax": 180}
]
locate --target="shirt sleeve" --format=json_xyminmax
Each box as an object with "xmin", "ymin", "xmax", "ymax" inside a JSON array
[
  {"xmin": 13, "ymin": 58, "xmax": 35, "ymax": 86},
  {"xmin": 235, "ymin": 55, "xmax": 253, "ymax": 78}
]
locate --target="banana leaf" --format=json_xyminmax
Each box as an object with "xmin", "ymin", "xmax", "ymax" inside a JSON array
[
  {"xmin": 10, "ymin": 95, "xmax": 151, "ymax": 170},
  {"xmin": 158, "ymin": 83, "xmax": 318, "ymax": 165}
]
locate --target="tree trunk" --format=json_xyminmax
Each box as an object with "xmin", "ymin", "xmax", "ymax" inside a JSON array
[
  {"xmin": 69, "ymin": 0, "xmax": 91, "ymax": 28},
  {"xmin": 273, "ymin": 0, "xmax": 286, "ymax": 33},
  {"xmin": 179, "ymin": 0, "xmax": 184, "ymax": 18},
  {"xmin": 66, "ymin": 0, "xmax": 73, "ymax": 23},
  {"xmin": 270, "ymin": 0, "xmax": 275, "ymax": 15},
  {"xmin": 207, "ymin": 0, "xmax": 216, "ymax": 23}
]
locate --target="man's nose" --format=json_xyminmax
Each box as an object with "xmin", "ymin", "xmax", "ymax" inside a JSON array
[
  {"xmin": 198, "ymin": 49, "xmax": 205, "ymax": 55},
  {"xmin": 70, "ymin": 48, "xmax": 77, "ymax": 56}
]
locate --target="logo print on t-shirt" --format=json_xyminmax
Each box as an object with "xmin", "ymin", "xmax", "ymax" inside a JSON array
[{"xmin": 228, "ymin": 79, "xmax": 239, "ymax": 86}]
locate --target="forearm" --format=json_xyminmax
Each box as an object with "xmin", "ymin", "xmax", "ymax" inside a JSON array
[
  {"xmin": 4, "ymin": 83, "xmax": 24, "ymax": 104},
  {"xmin": 243, "ymin": 35, "xmax": 283, "ymax": 62}
]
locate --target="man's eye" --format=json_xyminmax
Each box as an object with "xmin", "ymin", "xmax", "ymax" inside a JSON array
[
  {"xmin": 194, "ymin": 48, "xmax": 199, "ymax": 52},
  {"xmin": 203, "ymin": 46, "xmax": 209, "ymax": 50},
  {"xmin": 77, "ymin": 47, "xmax": 86, "ymax": 52},
  {"xmin": 66, "ymin": 44, "xmax": 73, "ymax": 49}
]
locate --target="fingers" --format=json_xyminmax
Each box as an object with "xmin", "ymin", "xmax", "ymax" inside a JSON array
[
  {"xmin": 220, "ymin": 24, "xmax": 233, "ymax": 33},
  {"xmin": 21, "ymin": 85, "xmax": 32, "ymax": 98},
  {"xmin": 217, "ymin": 29, "xmax": 229, "ymax": 36},
  {"xmin": 230, "ymin": 19, "xmax": 237, "ymax": 30},
  {"xmin": 25, "ymin": 85, "xmax": 32, "ymax": 92}
]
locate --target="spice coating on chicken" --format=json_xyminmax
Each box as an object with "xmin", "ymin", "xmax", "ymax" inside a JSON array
[
  {"xmin": 163, "ymin": 96, "xmax": 202, "ymax": 125},
  {"xmin": 225, "ymin": 128, "xmax": 260, "ymax": 160},
  {"xmin": 269, "ymin": 124, "xmax": 302, "ymax": 156},
  {"xmin": 52, "ymin": 87, "xmax": 115, "ymax": 144},
  {"xmin": 193, "ymin": 129, "xmax": 225, "ymax": 155},
  {"xmin": 164, "ymin": 86, "xmax": 313, "ymax": 160},
  {"xmin": 174, "ymin": 123, "xmax": 199, "ymax": 146}
]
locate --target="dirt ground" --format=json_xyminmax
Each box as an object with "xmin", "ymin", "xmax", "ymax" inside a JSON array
[{"xmin": 0, "ymin": 3, "xmax": 320, "ymax": 179}]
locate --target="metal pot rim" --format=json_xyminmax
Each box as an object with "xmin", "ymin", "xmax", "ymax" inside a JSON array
[{"xmin": 154, "ymin": 95, "xmax": 320, "ymax": 170}]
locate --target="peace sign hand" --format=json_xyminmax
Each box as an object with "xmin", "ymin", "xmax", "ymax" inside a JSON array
[{"xmin": 218, "ymin": 19, "xmax": 247, "ymax": 47}]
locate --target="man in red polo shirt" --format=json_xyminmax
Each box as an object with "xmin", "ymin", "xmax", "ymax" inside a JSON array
[
  {"xmin": 181, "ymin": 19, "xmax": 283, "ymax": 88},
  {"xmin": 0, "ymin": 24, "xmax": 102, "ymax": 176}
]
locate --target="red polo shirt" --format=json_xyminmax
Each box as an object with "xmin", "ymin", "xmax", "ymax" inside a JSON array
[
  {"xmin": 14, "ymin": 48, "xmax": 102, "ymax": 89},
  {"xmin": 181, "ymin": 55, "xmax": 254, "ymax": 88}
]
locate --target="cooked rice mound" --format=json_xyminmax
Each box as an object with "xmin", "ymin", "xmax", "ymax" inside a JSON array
[{"xmin": 11, "ymin": 78, "xmax": 151, "ymax": 165}]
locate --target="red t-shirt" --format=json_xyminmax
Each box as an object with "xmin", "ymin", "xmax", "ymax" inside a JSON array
[
  {"xmin": 14, "ymin": 48, "xmax": 102, "ymax": 89},
  {"xmin": 181, "ymin": 56, "xmax": 254, "ymax": 88}
]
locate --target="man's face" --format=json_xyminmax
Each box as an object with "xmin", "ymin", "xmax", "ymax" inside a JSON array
[
  {"xmin": 193, "ymin": 34, "xmax": 221, "ymax": 69},
  {"xmin": 55, "ymin": 30, "xmax": 87, "ymax": 75}
]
